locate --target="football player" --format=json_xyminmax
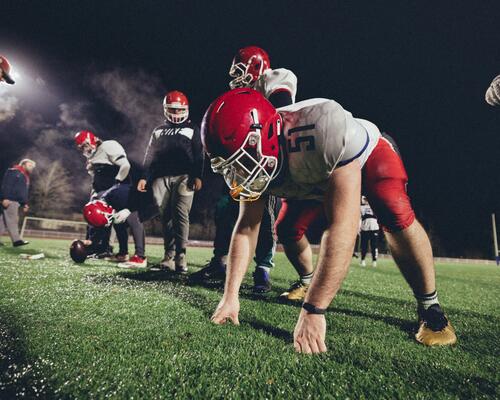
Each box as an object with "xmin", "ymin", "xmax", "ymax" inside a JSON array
[
  {"xmin": 137, "ymin": 91, "xmax": 203, "ymax": 274},
  {"xmin": 485, "ymin": 74, "xmax": 500, "ymax": 106},
  {"xmin": 83, "ymin": 182, "xmax": 147, "ymax": 268},
  {"xmin": 190, "ymin": 46, "xmax": 294, "ymax": 293},
  {"xmin": 0, "ymin": 55, "xmax": 15, "ymax": 85},
  {"xmin": 75, "ymin": 130, "xmax": 136, "ymax": 262},
  {"xmin": 202, "ymin": 88, "xmax": 457, "ymax": 352}
]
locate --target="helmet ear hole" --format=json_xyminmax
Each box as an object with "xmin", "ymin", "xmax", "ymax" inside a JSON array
[{"xmin": 268, "ymin": 124, "xmax": 273, "ymax": 139}]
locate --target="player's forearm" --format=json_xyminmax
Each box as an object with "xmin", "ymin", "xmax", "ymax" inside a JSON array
[
  {"xmin": 223, "ymin": 231, "xmax": 255, "ymax": 299},
  {"xmin": 305, "ymin": 223, "xmax": 357, "ymax": 309}
]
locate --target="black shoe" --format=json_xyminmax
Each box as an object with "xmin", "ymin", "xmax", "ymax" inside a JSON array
[
  {"xmin": 189, "ymin": 260, "xmax": 226, "ymax": 282},
  {"xmin": 252, "ymin": 267, "xmax": 271, "ymax": 293},
  {"xmin": 13, "ymin": 240, "xmax": 29, "ymax": 247}
]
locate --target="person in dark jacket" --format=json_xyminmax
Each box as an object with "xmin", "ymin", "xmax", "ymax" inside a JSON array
[
  {"xmin": 0, "ymin": 159, "xmax": 36, "ymax": 246},
  {"xmin": 137, "ymin": 90, "xmax": 203, "ymax": 273}
]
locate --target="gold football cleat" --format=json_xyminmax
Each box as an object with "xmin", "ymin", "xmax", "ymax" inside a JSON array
[
  {"xmin": 279, "ymin": 281, "xmax": 309, "ymax": 301},
  {"xmin": 415, "ymin": 305, "xmax": 457, "ymax": 346}
]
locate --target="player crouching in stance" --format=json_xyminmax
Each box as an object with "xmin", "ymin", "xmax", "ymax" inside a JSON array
[
  {"xmin": 202, "ymin": 89, "xmax": 457, "ymax": 352},
  {"xmin": 83, "ymin": 183, "xmax": 147, "ymax": 268},
  {"xmin": 191, "ymin": 46, "xmax": 292, "ymax": 291}
]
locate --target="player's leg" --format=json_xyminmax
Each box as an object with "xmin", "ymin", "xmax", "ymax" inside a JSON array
[
  {"xmin": 276, "ymin": 199, "xmax": 324, "ymax": 300},
  {"xmin": 152, "ymin": 177, "xmax": 175, "ymax": 269},
  {"xmin": 252, "ymin": 196, "xmax": 279, "ymax": 293},
  {"xmin": 118, "ymin": 212, "xmax": 147, "ymax": 269},
  {"xmin": 190, "ymin": 193, "xmax": 238, "ymax": 282},
  {"xmin": 360, "ymin": 231, "xmax": 368, "ymax": 266},
  {"xmin": 171, "ymin": 175, "xmax": 194, "ymax": 274},
  {"xmin": 0, "ymin": 212, "xmax": 7, "ymax": 245},
  {"xmin": 370, "ymin": 231, "xmax": 379, "ymax": 266},
  {"xmin": 111, "ymin": 223, "xmax": 129, "ymax": 260},
  {"xmin": 3, "ymin": 201, "xmax": 24, "ymax": 245},
  {"xmin": 364, "ymin": 136, "xmax": 456, "ymax": 346}
]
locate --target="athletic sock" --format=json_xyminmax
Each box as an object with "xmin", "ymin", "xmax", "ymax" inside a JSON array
[
  {"xmin": 414, "ymin": 290, "xmax": 439, "ymax": 311},
  {"xmin": 256, "ymin": 266, "xmax": 270, "ymax": 273},
  {"xmin": 300, "ymin": 272, "xmax": 313, "ymax": 285}
]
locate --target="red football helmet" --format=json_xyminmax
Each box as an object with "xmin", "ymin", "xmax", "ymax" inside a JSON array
[
  {"xmin": 74, "ymin": 130, "xmax": 98, "ymax": 158},
  {"xmin": 83, "ymin": 200, "xmax": 115, "ymax": 227},
  {"xmin": 201, "ymin": 88, "xmax": 281, "ymax": 201},
  {"xmin": 163, "ymin": 90, "xmax": 189, "ymax": 124},
  {"xmin": 229, "ymin": 46, "xmax": 271, "ymax": 89},
  {"xmin": 0, "ymin": 55, "xmax": 15, "ymax": 85}
]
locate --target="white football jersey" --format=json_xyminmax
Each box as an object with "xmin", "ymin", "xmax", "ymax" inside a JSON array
[
  {"xmin": 268, "ymin": 99, "xmax": 380, "ymax": 200},
  {"xmin": 88, "ymin": 140, "xmax": 127, "ymax": 169},
  {"xmin": 254, "ymin": 68, "xmax": 298, "ymax": 103},
  {"xmin": 360, "ymin": 203, "xmax": 379, "ymax": 231}
]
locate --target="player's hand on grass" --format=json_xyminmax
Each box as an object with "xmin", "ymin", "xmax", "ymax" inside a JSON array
[
  {"xmin": 2, "ymin": 199, "xmax": 10, "ymax": 208},
  {"xmin": 293, "ymin": 310, "xmax": 327, "ymax": 354},
  {"xmin": 137, "ymin": 179, "xmax": 147, "ymax": 192},
  {"xmin": 211, "ymin": 298, "xmax": 240, "ymax": 325}
]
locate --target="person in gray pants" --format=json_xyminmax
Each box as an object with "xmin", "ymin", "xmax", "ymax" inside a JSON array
[
  {"xmin": 0, "ymin": 159, "xmax": 36, "ymax": 247},
  {"xmin": 137, "ymin": 90, "xmax": 203, "ymax": 273}
]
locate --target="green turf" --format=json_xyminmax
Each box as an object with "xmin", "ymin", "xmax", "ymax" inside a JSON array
[{"xmin": 0, "ymin": 238, "xmax": 498, "ymax": 399}]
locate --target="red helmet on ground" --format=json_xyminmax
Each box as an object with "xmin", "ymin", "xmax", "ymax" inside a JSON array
[
  {"xmin": 83, "ymin": 200, "xmax": 115, "ymax": 227},
  {"xmin": 201, "ymin": 88, "xmax": 281, "ymax": 201},
  {"xmin": 163, "ymin": 90, "xmax": 189, "ymax": 124},
  {"xmin": 74, "ymin": 130, "xmax": 98, "ymax": 158},
  {"xmin": 0, "ymin": 55, "xmax": 15, "ymax": 85},
  {"xmin": 229, "ymin": 46, "xmax": 271, "ymax": 89}
]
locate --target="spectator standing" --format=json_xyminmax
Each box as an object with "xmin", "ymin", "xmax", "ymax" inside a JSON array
[
  {"xmin": 360, "ymin": 196, "xmax": 379, "ymax": 267},
  {"xmin": 0, "ymin": 159, "xmax": 36, "ymax": 246}
]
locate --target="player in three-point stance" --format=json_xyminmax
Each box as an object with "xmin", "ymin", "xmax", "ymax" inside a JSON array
[
  {"xmin": 191, "ymin": 46, "xmax": 296, "ymax": 293},
  {"xmin": 201, "ymin": 88, "xmax": 457, "ymax": 353}
]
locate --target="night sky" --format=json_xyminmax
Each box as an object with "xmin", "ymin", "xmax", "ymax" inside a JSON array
[{"xmin": 1, "ymin": 1, "xmax": 499, "ymax": 257}]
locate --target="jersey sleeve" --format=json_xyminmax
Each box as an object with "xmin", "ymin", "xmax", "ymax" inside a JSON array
[
  {"xmin": 255, "ymin": 68, "xmax": 298, "ymax": 103},
  {"xmin": 102, "ymin": 140, "xmax": 128, "ymax": 164}
]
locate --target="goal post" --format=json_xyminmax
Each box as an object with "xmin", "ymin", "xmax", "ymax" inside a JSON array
[{"xmin": 492, "ymin": 213, "xmax": 499, "ymax": 265}]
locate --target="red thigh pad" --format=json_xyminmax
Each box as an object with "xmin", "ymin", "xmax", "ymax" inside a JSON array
[
  {"xmin": 363, "ymin": 138, "xmax": 415, "ymax": 232},
  {"xmin": 275, "ymin": 199, "xmax": 324, "ymax": 242}
]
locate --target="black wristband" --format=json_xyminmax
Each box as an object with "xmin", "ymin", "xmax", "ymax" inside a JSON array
[{"xmin": 302, "ymin": 302, "xmax": 327, "ymax": 315}]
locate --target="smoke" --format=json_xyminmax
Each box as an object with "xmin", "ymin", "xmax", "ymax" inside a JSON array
[
  {"xmin": 89, "ymin": 68, "xmax": 163, "ymax": 162},
  {"xmin": 1, "ymin": 67, "xmax": 165, "ymax": 213},
  {"xmin": 0, "ymin": 94, "xmax": 19, "ymax": 122}
]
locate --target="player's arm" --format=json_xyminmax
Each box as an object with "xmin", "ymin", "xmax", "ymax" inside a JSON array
[
  {"xmin": 138, "ymin": 132, "xmax": 156, "ymax": 192},
  {"xmin": 293, "ymin": 160, "xmax": 361, "ymax": 353},
  {"xmin": 211, "ymin": 197, "xmax": 265, "ymax": 325},
  {"xmin": 106, "ymin": 141, "xmax": 130, "ymax": 183}
]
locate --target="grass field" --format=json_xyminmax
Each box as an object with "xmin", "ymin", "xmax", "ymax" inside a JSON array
[{"xmin": 0, "ymin": 238, "xmax": 499, "ymax": 399}]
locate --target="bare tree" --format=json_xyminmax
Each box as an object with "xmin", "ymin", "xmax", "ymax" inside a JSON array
[{"xmin": 30, "ymin": 161, "xmax": 75, "ymax": 216}]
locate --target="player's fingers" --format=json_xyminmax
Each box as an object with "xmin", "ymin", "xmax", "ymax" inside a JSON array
[
  {"xmin": 293, "ymin": 339, "xmax": 301, "ymax": 352},
  {"xmin": 308, "ymin": 338, "xmax": 320, "ymax": 354},
  {"xmin": 297, "ymin": 339, "xmax": 312, "ymax": 354},
  {"xmin": 317, "ymin": 338, "xmax": 328, "ymax": 353},
  {"xmin": 229, "ymin": 313, "xmax": 240, "ymax": 326},
  {"xmin": 210, "ymin": 313, "xmax": 226, "ymax": 325}
]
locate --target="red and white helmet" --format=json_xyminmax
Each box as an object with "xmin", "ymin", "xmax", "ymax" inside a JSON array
[
  {"xmin": 83, "ymin": 200, "xmax": 115, "ymax": 227},
  {"xmin": 0, "ymin": 55, "xmax": 15, "ymax": 85},
  {"xmin": 163, "ymin": 91, "xmax": 189, "ymax": 124},
  {"xmin": 201, "ymin": 88, "xmax": 281, "ymax": 201},
  {"xmin": 74, "ymin": 130, "xmax": 98, "ymax": 158},
  {"xmin": 229, "ymin": 46, "xmax": 270, "ymax": 90}
]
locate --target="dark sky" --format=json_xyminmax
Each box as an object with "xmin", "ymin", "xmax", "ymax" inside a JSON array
[{"xmin": 1, "ymin": 0, "xmax": 499, "ymax": 257}]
